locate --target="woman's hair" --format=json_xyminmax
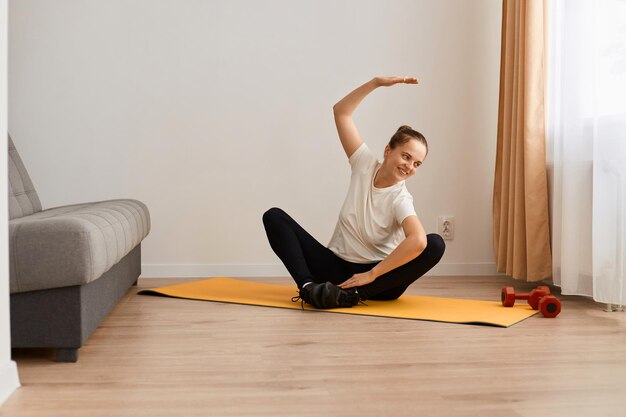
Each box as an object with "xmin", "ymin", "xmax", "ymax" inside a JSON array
[{"xmin": 389, "ymin": 125, "xmax": 428, "ymax": 156}]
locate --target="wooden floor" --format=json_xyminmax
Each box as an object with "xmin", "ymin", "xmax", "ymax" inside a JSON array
[{"xmin": 3, "ymin": 276, "xmax": 626, "ymax": 417}]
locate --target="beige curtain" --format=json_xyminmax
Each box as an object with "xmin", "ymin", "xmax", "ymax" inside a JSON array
[{"xmin": 493, "ymin": 0, "xmax": 552, "ymax": 282}]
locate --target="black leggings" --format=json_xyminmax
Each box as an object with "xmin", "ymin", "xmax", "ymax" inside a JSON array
[{"xmin": 262, "ymin": 207, "xmax": 445, "ymax": 300}]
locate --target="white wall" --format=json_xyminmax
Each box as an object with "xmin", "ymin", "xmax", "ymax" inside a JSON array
[
  {"xmin": 1, "ymin": 0, "xmax": 21, "ymax": 404},
  {"xmin": 9, "ymin": 0, "xmax": 502, "ymax": 278}
]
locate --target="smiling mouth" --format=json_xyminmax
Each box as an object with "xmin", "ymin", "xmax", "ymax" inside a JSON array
[{"xmin": 399, "ymin": 168, "xmax": 408, "ymax": 176}]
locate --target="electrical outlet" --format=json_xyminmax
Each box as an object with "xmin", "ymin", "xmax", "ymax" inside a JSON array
[{"xmin": 438, "ymin": 216, "xmax": 455, "ymax": 240}]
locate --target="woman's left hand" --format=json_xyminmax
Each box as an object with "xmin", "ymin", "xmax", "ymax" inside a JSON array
[{"xmin": 339, "ymin": 270, "xmax": 376, "ymax": 289}]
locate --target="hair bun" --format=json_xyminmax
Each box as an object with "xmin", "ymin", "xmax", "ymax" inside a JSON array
[{"xmin": 397, "ymin": 125, "xmax": 413, "ymax": 132}]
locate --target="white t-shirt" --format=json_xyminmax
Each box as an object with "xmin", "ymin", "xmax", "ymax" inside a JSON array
[{"xmin": 327, "ymin": 143, "xmax": 417, "ymax": 263}]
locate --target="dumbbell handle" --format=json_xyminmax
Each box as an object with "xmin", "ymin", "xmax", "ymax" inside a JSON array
[
  {"xmin": 515, "ymin": 286, "xmax": 551, "ymax": 300},
  {"xmin": 513, "ymin": 292, "xmax": 532, "ymax": 300}
]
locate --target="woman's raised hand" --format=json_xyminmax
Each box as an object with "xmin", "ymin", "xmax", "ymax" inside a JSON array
[
  {"xmin": 374, "ymin": 76, "xmax": 419, "ymax": 87},
  {"xmin": 333, "ymin": 76, "xmax": 419, "ymax": 159}
]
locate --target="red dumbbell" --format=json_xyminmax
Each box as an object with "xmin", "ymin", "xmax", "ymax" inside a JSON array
[
  {"xmin": 538, "ymin": 295, "xmax": 561, "ymax": 318},
  {"xmin": 501, "ymin": 286, "xmax": 561, "ymax": 318},
  {"xmin": 501, "ymin": 286, "xmax": 549, "ymax": 308}
]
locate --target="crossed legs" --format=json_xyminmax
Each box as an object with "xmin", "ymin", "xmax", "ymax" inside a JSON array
[{"xmin": 262, "ymin": 207, "xmax": 445, "ymax": 301}]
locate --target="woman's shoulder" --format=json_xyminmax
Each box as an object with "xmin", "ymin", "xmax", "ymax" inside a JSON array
[
  {"xmin": 348, "ymin": 142, "xmax": 369, "ymax": 162},
  {"xmin": 393, "ymin": 184, "xmax": 414, "ymax": 201},
  {"xmin": 349, "ymin": 142, "xmax": 379, "ymax": 171}
]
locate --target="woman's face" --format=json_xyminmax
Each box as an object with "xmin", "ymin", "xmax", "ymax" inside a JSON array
[{"xmin": 382, "ymin": 139, "xmax": 427, "ymax": 182}]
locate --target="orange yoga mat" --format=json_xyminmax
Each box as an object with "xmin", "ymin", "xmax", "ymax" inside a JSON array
[{"xmin": 138, "ymin": 277, "xmax": 537, "ymax": 327}]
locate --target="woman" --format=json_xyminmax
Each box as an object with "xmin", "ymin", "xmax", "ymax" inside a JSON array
[{"xmin": 263, "ymin": 76, "xmax": 445, "ymax": 309}]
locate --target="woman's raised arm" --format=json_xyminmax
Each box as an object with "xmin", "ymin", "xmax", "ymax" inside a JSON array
[{"xmin": 333, "ymin": 76, "xmax": 418, "ymax": 159}]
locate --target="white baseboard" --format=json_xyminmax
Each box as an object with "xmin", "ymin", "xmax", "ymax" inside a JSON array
[
  {"xmin": 0, "ymin": 360, "xmax": 20, "ymax": 406},
  {"xmin": 141, "ymin": 262, "xmax": 500, "ymax": 278},
  {"xmin": 428, "ymin": 262, "xmax": 501, "ymax": 276}
]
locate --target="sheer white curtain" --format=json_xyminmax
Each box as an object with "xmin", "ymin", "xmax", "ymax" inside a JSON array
[{"xmin": 547, "ymin": 0, "xmax": 626, "ymax": 305}]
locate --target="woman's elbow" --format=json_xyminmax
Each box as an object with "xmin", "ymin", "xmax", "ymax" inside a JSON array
[
  {"xmin": 412, "ymin": 234, "xmax": 428, "ymax": 256},
  {"xmin": 333, "ymin": 103, "xmax": 346, "ymax": 116}
]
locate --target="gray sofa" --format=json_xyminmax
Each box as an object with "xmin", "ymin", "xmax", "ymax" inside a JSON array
[{"xmin": 8, "ymin": 135, "xmax": 150, "ymax": 362}]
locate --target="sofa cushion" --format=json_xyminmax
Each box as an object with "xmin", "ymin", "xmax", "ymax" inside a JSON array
[
  {"xmin": 9, "ymin": 199, "xmax": 150, "ymax": 293},
  {"xmin": 8, "ymin": 135, "xmax": 42, "ymax": 220}
]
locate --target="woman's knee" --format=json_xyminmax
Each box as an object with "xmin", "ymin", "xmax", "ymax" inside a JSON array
[
  {"xmin": 262, "ymin": 207, "xmax": 286, "ymax": 226},
  {"xmin": 425, "ymin": 233, "xmax": 446, "ymax": 261}
]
